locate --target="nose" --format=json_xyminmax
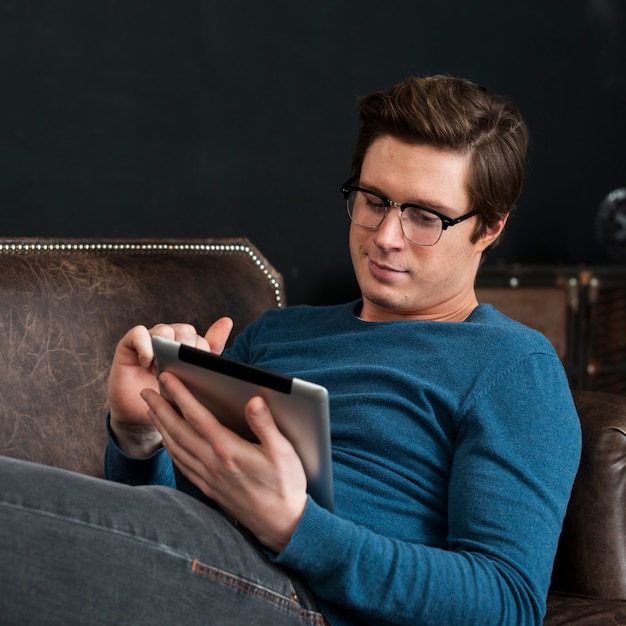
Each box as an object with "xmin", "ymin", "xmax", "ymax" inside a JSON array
[{"xmin": 372, "ymin": 204, "xmax": 405, "ymax": 249}]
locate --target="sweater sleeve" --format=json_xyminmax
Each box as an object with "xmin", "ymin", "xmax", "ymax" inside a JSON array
[
  {"xmin": 104, "ymin": 413, "xmax": 176, "ymax": 487},
  {"xmin": 272, "ymin": 352, "xmax": 581, "ymax": 626}
]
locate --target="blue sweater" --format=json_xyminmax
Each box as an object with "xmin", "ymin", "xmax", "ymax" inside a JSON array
[{"xmin": 105, "ymin": 302, "xmax": 581, "ymax": 626}]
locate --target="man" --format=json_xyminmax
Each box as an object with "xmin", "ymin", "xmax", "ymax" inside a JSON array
[{"xmin": 0, "ymin": 75, "xmax": 580, "ymax": 625}]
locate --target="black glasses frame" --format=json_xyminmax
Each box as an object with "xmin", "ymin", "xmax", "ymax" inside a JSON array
[{"xmin": 340, "ymin": 176, "xmax": 478, "ymax": 244}]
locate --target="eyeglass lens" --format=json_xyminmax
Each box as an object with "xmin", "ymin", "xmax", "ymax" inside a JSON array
[{"xmin": 346, "ymin": 190, "xmax": 443, "ymax": 246}]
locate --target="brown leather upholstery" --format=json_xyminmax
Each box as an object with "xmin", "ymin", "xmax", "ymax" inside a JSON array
[
  {"xmin": 0, "ymin": 237, "xmax": 284, "ymax": 477},
  {"xmin": 552, "ymin": 390, "xmax": 626, "ymax": 599},
  {"xmin": 545, "ymin": 390, "xmax": 626, "ymax": 624},
  {"xmin": 545, "ymin": 594, "xmax": 626, "ymax": 626}
]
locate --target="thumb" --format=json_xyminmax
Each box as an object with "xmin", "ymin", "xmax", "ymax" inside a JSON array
[
  {"xmin": 204, "ymin": 317, "xmax": 234, "ymax": 355},
  {"xmin": 245, "ymin": 396, "xmax": 283, "ymax": 448}
]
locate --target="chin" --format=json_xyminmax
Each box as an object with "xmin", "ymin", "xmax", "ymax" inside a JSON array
[{"xmin": 362, "ymin": 289, "xmax": 410, "ymax": 313}]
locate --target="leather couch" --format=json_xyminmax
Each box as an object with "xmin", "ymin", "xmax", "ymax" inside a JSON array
[
  {"xmin": 0, "ymin": 237, "xmax": 285, "ymax": 475},
  {"xmin": 0, "ymin": 237, "xmax": 625, "ymax": 624}
]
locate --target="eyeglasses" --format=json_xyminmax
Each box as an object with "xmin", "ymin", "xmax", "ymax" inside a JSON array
[{"xmin": 340, "ymin": 176, "xmax": 478, "ymax": 246}]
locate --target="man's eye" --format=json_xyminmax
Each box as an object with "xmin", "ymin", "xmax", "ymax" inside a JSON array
[
  {"xmin": 364, "ymin": 193, "xmax": 385, "ymax": 211},
  {"xmin": 408, "ymin": 208, "xmax": 440, "ymax": 226}
]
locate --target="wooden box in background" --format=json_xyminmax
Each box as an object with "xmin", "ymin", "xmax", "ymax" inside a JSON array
[{"xmin": 476, "ymin": 266, "xmax": 626, "ymax": 395}]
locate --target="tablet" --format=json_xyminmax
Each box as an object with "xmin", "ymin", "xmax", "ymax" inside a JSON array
[{"xmin": 151, "ymin": 335, "xmax": 334, "ymax": 512}]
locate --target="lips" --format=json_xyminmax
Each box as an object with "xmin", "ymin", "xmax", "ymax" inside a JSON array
[
  {"xmin": 368, "ymin": 258, "xmax": 406, "ymax": 278},
  {"xmin": 372, "ymin": 260, "xmax": 399, "ymax": 271}
]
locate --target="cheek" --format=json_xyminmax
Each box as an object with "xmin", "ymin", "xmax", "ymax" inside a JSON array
[{"xmin": 348, "ymin": 224, "xmax": 365, "ymax": 257}]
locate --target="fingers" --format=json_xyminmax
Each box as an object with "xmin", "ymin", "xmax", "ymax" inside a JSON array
[
  {"xmin": 117, "ymin": 318, "xmax": 230, "ymax": 372},
  {"xmin": 144, "ymin": 372, "xmax": 233, "ymax": 450},
  {"xmin": 134, "ymin": 322, "xmax": 210, "ymax": 368},
  {"xmin": 204, "ymin": 317, "xmax": 234, "ymax": 355},
  {"xmin": 141, "ymin": 374, "xmax": 229, "ymax": 496},
  {"xmin": 244, "ymin": 396, "xmax": 286, "ymax": 452},
  {"xmin": 115, "ymin": 325, "xmax": 153, "ymax": 368},
  {"xmin": 150, "ymin": 323, "xmax": 203, "ymax": 348},
  {"xmin": 115, "ymin": 323, "xmax": 200, "ymax": 369},
  {"xmin": 141, "ymin": 385, "xmax": 213, "ymax": 491},
  {"xmin": 148, "ymin": 373, "xmax": 289, "ymax": 459}
]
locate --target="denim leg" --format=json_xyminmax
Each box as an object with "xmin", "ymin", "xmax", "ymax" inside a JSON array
[{"xmin": 0, "ymin": 456, "xmax": 327, "ymax": 626}]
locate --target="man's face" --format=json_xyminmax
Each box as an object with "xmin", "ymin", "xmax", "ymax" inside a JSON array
[{"xmin": 349, "ymin": 135, "xmax": 506, "ymax": 322}]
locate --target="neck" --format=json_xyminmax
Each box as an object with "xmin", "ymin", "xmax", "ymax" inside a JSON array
[{"xmin": 358, "ymin": 296, "xmax": 479, "ymax": 323}]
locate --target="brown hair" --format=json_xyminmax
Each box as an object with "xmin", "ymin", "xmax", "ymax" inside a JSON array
[{"xmin": 352, "ymin": 75, "xmax": 529, "ymax": 246}]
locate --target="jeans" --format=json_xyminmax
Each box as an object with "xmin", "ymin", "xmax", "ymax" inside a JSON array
[{"xmin": 0, "ymin": 456, "xmax": 327, "ymax": 626}]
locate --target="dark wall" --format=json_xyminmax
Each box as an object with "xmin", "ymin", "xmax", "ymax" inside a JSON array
[{"xmin": 1, "ymin": 0, "xmax": 624, "ymax": 305}]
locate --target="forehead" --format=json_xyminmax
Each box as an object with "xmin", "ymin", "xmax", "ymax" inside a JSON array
[{"xmin": 360, "ymin": 136, "xmax": 470, "ymax": 210}]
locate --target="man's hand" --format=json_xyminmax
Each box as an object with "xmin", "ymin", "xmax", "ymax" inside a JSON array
[
  {"xmin": 141, "ymin": 372, "xmax": 308, "ymax": 552},
  {"xmin": 107, "ymin": 317, "xmax": 234, "ymax": 458}
]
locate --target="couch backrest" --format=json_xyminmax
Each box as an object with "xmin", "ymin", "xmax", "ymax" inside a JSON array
[
  {"xmin": 0, "ymin": 237, "xmax": 284, "ymax": 477},
  {"xmin": 551, "ymin": 389, "xmax": 626, "ymax": 599}
]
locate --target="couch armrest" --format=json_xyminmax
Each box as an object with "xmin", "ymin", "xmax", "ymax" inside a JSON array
[
  {"xmin": 0, "ymin": 237, "xmax": 284, "ymax": 477},
  {"xmin": 551, "ymin": 390, "xmax": 626, "ymax": 598},
  {"xmin": 545, "ymin": 390, "xmax": 626, "ymax": 624},
  {"xmin": 545, "ymin": 592, "xmax": 626, "ymax": 625}
]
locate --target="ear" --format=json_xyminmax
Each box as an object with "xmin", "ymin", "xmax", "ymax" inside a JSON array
[{"xmin": 477, "ymin": 213, "xmax": 509, "ymax": 251}]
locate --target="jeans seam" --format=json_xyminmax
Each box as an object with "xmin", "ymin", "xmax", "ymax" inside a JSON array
[
  {"xmin": 191, "ymin": 559, "xmax": 327, "ymax": 624},
  {"xmin": 0, "ymin": 500, "xmax": 194, "ymax": 562}
]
